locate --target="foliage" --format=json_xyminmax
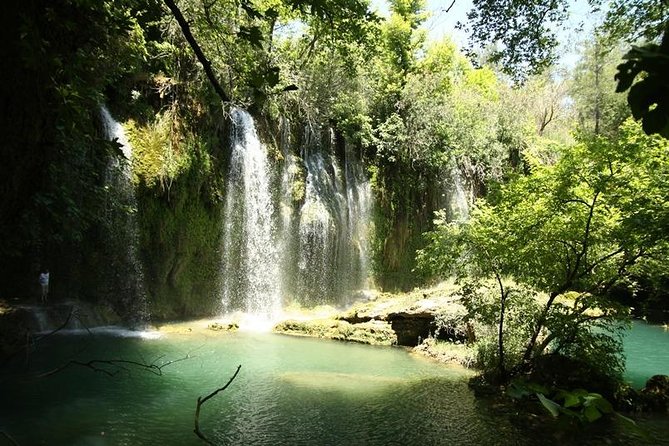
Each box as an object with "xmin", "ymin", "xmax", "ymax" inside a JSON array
[
  {"xmin": 615, "ymin": 26, "xmax": 669, "ymax": 138},
  {"xmin": 599, "ymin": 0, "xmax": 669, "ymax": 44},
  {"xmin": 418, "ymin": 119, "xmax": 669, "ymax": 383},
  {"xmin": 127, "ymin": 109, "xmax": 192, "ymax": 195},
  {"xmin": 571, "ymin": 37, "xmax": 630, "ymax": 138},
  {"xmin": 509, "ymin": 380, "xmax": 616, "ymax": 423},
  {"xmin": 367, "ymin": 33, "xmax": 540, "ymax": 288},
  {"xmin": 459, "ymin": 281, "xmax": 542, "ymax": 380},
  {"xmin": 163, "ymin": 0, "xmax": 380, "ymax": 108},
  {"xmin": 133, "ymin": 132, "xmax": 223, "ymax": 319},
  {"xmin": 0, "ymin": 0, "xmax": 162, "ymax": 297},
  {"xmin": 459, "ymin": 0, "xmax": 570, "ymax": 81},
  {"xmin": 460, "ymin": 0, "xmax": 669, "ymax": 141}
]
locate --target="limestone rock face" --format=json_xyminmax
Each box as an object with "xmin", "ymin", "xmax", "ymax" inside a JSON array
[{"xmin": 339, "ymin": 297, "xmax": 469, "ymax": 347}]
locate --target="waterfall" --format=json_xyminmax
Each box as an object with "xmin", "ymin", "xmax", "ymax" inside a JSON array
[
  {"xmin": 99, "ymin": 105, "xmax": 148, "ymax": 324},
  {"xmin": 446, "ymin": 166, "xmax": 470, "ymax": 222},
  {"xmin": 100, "ymin": 106, "xmax": 133, "ymax": 162},
  {"xmin": 297, "ymin": 150, "xmax": 341, "ymax": 302},
  {"xmin": 344, "ymin": 148, "xmax": 372, "ymax": 290},
  {"xmin": 220, "ymin": 109, "xmax": 282, "ymax": 321},
  {"xmin": 219, "ymin": 111, "xmax": 373, "ymax": 319}
]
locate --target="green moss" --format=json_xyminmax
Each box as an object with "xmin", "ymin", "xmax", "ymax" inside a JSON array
[
  {"xmin": 287, "ymin": 156, "xmax": 306, "ymax": 203},
  {"xmin": 126, "ymin": 111, "xmax": 192, "ymax": 191},
  {"xmin": 133, "ymin": 121, "xmax": 224, "ymax": 321}
]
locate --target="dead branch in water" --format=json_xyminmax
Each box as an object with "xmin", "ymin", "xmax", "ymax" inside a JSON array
[
  {"xmin": 36, "ymin": 354, "xmax": 193, "ymax": 378},
  {"xmin": 194, "ymin": 365, "xmax": 242, "ymax": 445},
  {"xmin": 0, "ymin": 431, "xmax": 20, "ymax": 446}
]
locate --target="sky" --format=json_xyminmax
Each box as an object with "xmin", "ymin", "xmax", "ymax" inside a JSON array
[{"xmin": 369, "ymin": 0, "xmax": 602, "ymax": 69}]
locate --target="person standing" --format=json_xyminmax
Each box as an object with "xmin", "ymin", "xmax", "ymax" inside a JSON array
[{"xmin": 39, "ymin": 269, "xmax": 49, "ymax": 304}]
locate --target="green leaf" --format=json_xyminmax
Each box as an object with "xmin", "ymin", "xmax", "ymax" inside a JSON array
[
  {"xmin": 264, "ymin": 7, "xmax": 279, "ymax": 21},
  {"xmin": 642, "ymin": 107, "xmax": 668, "ymax": 135},
  {"xmin": 237, "ymin": 26, "xmax": 264, "ymax": 48},
  {"xmin": 583, "ymin": 405, "xmax": 602, "ymax": 422},
  {"xmin": 591, "ymin": 395, "xmax": 613, "ymax": 414},
  {"xmin": 614, "ymin": 60, "xmax": 641, "ymax": 93},
  {"xmin": 563, "ymin": 393, "xmax": 581, "ymax": 408},
  {"xmin": 241, "ymin": 2, "xmax": 264, "ymax": 20},
  {"xmin": 266, "ymin": 66, "xmax": 280, "ymax": 87},
  {"xmin": 537, "ymin": 393, "xmax": 561, "ymax": 418},
  {"xmin": 628, "ymin": 80, "xmax": 655, "ymax": 120}
]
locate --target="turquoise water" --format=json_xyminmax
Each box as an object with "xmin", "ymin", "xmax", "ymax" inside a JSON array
[
  {"xmin": 624, "ymin": 320, "xmax": 669, "ymax": 388},
  {"xmin": 0, "ymin": 324, "xmax": 667, "ymax": 445}
]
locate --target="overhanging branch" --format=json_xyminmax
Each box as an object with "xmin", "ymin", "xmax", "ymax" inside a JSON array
[{"xmin": 163, "ymin": 0, "xmax": 231, "ymax": 103}]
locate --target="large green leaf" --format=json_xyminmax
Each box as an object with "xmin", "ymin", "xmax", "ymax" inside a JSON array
[{"xmin": 537, "ymin": 393, "xmax": 562, "ymax": 418}]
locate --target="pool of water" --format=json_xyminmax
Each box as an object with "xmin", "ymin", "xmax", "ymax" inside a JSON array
[
  {"xmin": 0, "ymin": 324, "xmax": 667, "ymax": 445},
  {"xmin": 624, "ymin": 320, "xmax": 669, "ymax": 388}
]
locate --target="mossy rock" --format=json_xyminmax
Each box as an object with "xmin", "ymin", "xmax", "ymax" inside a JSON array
[
  {"xmin": 640, "ymin": 375, "xmax": 669, "ymax": 411},
  {"xmin": 273, "ymin": 319, "xmax": 396, "ymax": 346}
]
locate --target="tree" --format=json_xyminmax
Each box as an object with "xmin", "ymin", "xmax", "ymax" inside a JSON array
[
  {"xmin": 459, "ymin": 0, "xmax": 570, "ymax": 82},
  {"xmin": 461, "ymin": 0, "xmax": 669, "ymax": 138},
  {"xmin": 571, "ymin": 36, "xmax": 630, "ymax": 137},
  {"xmin": 418, "ymin": 119, "xmax": 669, "ymax": 383},
  {"xmin": 161, "ymin": 0, "xmax": 379, "ymax": 108}
]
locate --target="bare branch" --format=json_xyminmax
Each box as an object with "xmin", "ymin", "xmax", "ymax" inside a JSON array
[
  {"xmin": 2, "ymin": 307, "xmax": 77, "ymax": 366},
  {"xmin": 36, "ymin": 355, "xmax": 193, "ymax": 379},
  {"xmin": 0, "ymin": 431, "xmax": 20, "ymax": 446},
  {"xmin": 194, "ymin": 365, "xmax": 242, "ymax": 445}
]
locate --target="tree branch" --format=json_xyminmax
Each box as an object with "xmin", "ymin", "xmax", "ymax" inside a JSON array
[
  {"xmin": 36, "ymin": 354, "xmax": 193, "ymax": 378},
  {"xmin": 0, "ymin": 431, "xmax": 20, "ymax": 446},
  {"xmin": 194, "ymin": 365, "xmax": 242, "ymax": 445},
  {"xmin": 163, "ymin": 0, "xmax": 231, "ymax": 103},
  {"xmin": 2, "ymin": 307, "xmax": 81, "ymax": 366}
]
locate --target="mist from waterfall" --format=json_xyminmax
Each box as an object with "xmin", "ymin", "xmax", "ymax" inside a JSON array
[{"xmin": 219, "ymin": 110, "xmax": 373, "ymax": 320}]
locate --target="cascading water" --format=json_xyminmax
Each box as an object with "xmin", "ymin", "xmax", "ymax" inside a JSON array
[
  {"xmin": 219, "ymin": 110, "xmax": 373, "ymax": 321},
  {"xmin": 344, "ymin": 147, "xmax": 372, "ymax": 290},
  {"xmin": 444, "ymin": 166, "xmax": 471, "ymax": 222},
  {"xmin": 99, "ymin": 105, "xmax": 148, "ymax": 324},
  {"xmin": 100, "ymin": 106, "xmax": 133, "ymax": 161},
  {"xmin": 290, "ymin": 127, "xmax": 372, "ymax": 305},
  {"xmin": 220, "ymin": 109, "xmax": 282, "ymax": 322}
]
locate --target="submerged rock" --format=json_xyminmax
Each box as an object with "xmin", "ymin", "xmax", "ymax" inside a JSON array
[{"xmin": 208, "ymin": 322, "xmax": 239, "ymax": 332}]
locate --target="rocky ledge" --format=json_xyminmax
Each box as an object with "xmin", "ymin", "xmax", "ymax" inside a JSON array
[{"xmin": 273, "ymin": 285, "xmax": 477, "ymax": 367}]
